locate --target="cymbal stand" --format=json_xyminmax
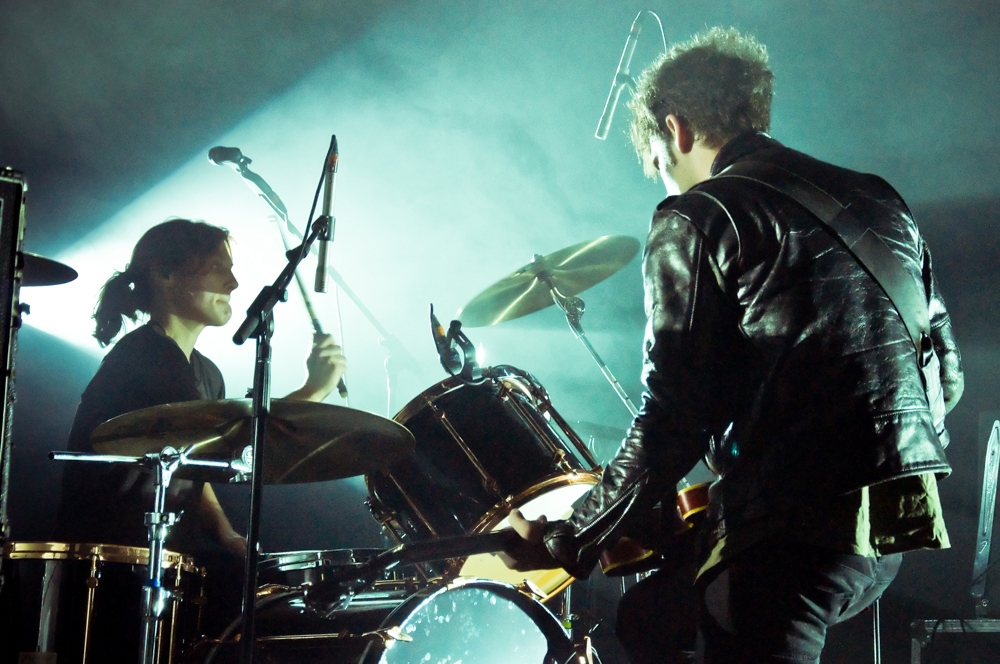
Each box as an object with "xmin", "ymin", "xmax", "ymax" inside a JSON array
[
  {"xmin": 49, "ymin": 448, "xmax": 233, "ymax": 664},
  {"xmin": 535, "ymin": 263, "xmax": 639, "ymax": 419},
  {"xmin": 231, "ymin": 212, "xmax": 327, "ymax": 664}
]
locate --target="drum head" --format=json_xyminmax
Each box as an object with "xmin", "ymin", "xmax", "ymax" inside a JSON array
[{"xmin": 374, "ymin": 579, "xmax": 572, "ymax": 664}]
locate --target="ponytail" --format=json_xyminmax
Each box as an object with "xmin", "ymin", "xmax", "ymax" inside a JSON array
[{"xmin": 93, "ymin": 269, "xmax": 142, "ymax": 347}]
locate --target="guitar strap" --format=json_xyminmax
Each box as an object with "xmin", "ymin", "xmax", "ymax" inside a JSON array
[{"xmin": 712, "ymin": 160, "xmax": 930, "ymax": 354}]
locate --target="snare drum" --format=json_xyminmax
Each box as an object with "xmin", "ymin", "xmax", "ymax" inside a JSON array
[
  {"xmin": 201, "ymin": 578, "xmax": 575, "ymax": 664},
  {"xmin": 367, "ymin": 371, "xmax": 601, "ymax": 600},
  {"xmin": 258, "ymin": 549, "xmax": 418, "ymax": 590},
  {"xmin": 0, "ymin": 541, "xmax": 202, "ymax": 664}
]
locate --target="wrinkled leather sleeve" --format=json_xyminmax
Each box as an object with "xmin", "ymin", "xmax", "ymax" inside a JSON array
[
  {"xmin": 923, "ymin": 244, "xmax": 964, "ymax": 413},
  {"xmin": 544, "ymin": 210, "xmax": 732, "ymax": 578}
]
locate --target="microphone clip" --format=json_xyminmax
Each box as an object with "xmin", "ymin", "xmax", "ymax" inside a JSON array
[{"xmin": 430, "ymin": 305, "xmax": 489, "ymax": 383}]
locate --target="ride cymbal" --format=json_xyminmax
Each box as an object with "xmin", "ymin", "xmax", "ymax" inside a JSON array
[
  {"xmin": 91, "ymin": 399, "xmax": 414, "ymax": 484},
  {"xmin": 457, "ymin": 235, "xmax": 640, "ymax": 327}
]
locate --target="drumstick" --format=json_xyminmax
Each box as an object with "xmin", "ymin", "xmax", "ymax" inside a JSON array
[{"xmin": 272, "ymin": 216, "xmax": 349, "ymax": 399}]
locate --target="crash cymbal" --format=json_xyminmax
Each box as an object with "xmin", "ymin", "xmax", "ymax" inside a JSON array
[
  {"xmin": 21, "ymin": 252, "xmax": 78, "ymax": 287},
  {"xmin": 457, "ymin": 235, "xmax": 640, "ymax": 327},
  {"xmin": 91, "ymin": 399, "xmax": 414, "ymax": 484}
]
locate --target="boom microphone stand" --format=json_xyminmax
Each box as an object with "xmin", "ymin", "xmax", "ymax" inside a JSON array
[
  {"xmin": 209, "ymin": 146, "xmax": 421, "ymax": 415},
  {"xmin": 231, "ymin": 213, "xmax": 328, "ymax": 664}
]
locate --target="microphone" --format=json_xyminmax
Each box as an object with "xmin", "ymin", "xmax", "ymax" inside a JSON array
[
  {"xmin": 315, "ymin": 136, "xmax": 338, "ymax": 293},
  {"xmin": 208, "ymin": 146, "xmax": 249, "ymax": 167},
  {"xmin": 595, "ymin": 12, "xmax": 643, "ymax": 140},
  {"xmin": 430, "ymin": 305, "xmax": 461, "ymax": 375}
]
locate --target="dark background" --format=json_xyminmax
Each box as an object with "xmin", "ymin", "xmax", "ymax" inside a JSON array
[{"xmin": 3, "ymin": 1, "xmax": 999, "ymax": 661}]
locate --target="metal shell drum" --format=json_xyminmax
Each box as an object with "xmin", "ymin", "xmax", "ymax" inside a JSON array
[
  {"xmin": 366, "ymin": 372, "xmax": 601, "ymax": 600},
  {"xmin": 0, "ymin": 541, "xmax": 201, "ymax": 664},
  {"xmin": 257, "ymin": 549, "xmax": 419, "ymax": 592}
]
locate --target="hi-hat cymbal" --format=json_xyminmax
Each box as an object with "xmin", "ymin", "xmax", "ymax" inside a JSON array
[
  {"xmin": 457, "ymin": 235, "xmax": 640, "ymax": 327},
  {"xmin": 91, "ymin": 399, "xmax": 414, "ymax": 484},
  {"xmin": 22, "ymin": 252, "xmax": 78, "ymax": 287}
]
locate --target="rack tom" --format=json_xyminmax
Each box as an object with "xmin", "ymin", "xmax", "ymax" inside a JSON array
[{"xmin": 367, "ymin": 370, "xmax": 602, "ymax": 600}]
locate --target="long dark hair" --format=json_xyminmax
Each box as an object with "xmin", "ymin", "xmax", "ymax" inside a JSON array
[{"xmin": 93, "ymin": 219, "xmax": 230, "ymax": 346}]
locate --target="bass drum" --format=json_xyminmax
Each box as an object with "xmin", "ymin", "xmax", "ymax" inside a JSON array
[
  {"xmin": 367, "ymin": 371, "xmax": 602, "ymax": 600},
  {"xmin": 202, "ymin": 578, "xmax": 575, "ymax": 664}
]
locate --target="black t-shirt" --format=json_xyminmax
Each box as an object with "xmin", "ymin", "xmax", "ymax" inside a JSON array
[{"xmin": 53, "ymin": 323, "xmax": 225, "ymax": 549}]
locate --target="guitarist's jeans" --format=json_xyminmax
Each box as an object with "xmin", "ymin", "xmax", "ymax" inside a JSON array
[{"xmin": 699, "ymin": 533, "xmax": 902, "ymax": 663}]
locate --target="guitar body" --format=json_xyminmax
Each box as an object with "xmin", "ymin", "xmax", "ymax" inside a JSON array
[{"xmin": 599, "ymin": 482, "xmax": 711, "ymax": 576}]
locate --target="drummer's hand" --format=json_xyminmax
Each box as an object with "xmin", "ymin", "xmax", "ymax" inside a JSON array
[
  {"xmin": 499, "ymin": 509, "xmax": 559, "ymax": 572},
  {"xmin": 219, "ymin": 529, "xmax": 248, "ymax": 557},
  {"xmin": 287, "ymin": 333, "xmax": 347, "ymax": 402}
]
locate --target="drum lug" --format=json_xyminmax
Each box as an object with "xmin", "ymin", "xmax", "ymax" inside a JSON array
[
  {"xmin": 429, "ymin": 403, "xmax": 504, "ymax": 500},
  {"xmin": 364, "ymin": 626, "xmax": 413, "ymax": 646},
  {"xmin": 483, "ymin": 476, "xmax": 502, "ymax": 498},
  {"xmin": 366, "ymin": 497, "xmax": 406, "ymax": 543},
  {"xmin": 551, "ymin": 449, "xmax": 574, "ymax": 474},
  {"xmin": 515, "ymin": 578, "xmax": 547, "ymax": 601}
]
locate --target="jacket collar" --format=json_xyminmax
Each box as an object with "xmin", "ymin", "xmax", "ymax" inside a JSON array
[{"xmin": 710, "ymin": 131, "xmax": 781, "ymax": 176}]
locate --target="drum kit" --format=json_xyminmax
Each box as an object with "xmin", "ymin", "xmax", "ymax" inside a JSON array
[{"xmin": 2, "ymin": 226, "xmax": 646, "ymax": 663}]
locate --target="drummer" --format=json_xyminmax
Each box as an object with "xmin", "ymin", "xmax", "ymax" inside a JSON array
[{"xmin": 52, "ymin": 219, "xmax": 346, "ymax": 637}]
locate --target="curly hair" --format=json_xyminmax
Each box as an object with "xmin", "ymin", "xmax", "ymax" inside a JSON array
[
  {"xmin": 628, "ymin": 27, "xmax": 774, "ymax": 179},
  {"xmin": 93, "ymin": 218, "xmax": 230, "ymax": 346}
]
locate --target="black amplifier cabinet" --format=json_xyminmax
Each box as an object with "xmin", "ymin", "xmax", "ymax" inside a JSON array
[{"xmin": 0, "ymin": 168, "xmax": 27, "ymax": 553}]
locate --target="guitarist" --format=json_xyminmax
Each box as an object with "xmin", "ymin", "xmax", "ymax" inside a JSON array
[{"xmin": 508, "ymin": 27, "xmax": 964, "ymax": 663}]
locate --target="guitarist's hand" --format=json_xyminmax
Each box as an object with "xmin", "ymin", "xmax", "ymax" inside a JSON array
[{"xmin": 499, "ymin": 509, "xmax": 560, "ymax": 572}]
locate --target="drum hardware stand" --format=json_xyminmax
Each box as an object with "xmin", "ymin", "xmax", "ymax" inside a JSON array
[
  {"xmin": 971, "ymin": 419, "xmax": 1000, "ymax": 616},
  {"xmin": 210, "ymin": 144, "xmax": 422, "ymax": 416},
  {"xmin": 557, "ymin": 584, "xmax": 574, "ymax": 638},
  {"xmin": 231, "ymin": 212, "xmax": 328, "ymax": 664},
  {"xmin": 532, "ymin": 256, "xmax": 639, "ymax": 419},
  {"xmin": 909, "ymin": 418, "xmax": 1000, "ymax": 662},
  {"xmin": 48, "ymin": 448, "xmax": 233, "ymax": 664},
  {"xmin": 872, "ymin": 598, "xmax": 882, "ymax": 664},
  {"xmin": 537, "ymin": 260, "xmax": 702, "ymax": 491},
  {"xmin": 140, "ymin": 447, "xmax": 185, "ymax": 664}
]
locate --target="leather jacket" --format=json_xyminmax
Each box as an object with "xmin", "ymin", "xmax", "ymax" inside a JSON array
[{"xmin": 544, "ymin": 132, "xmax": 964, "ymax": 578}]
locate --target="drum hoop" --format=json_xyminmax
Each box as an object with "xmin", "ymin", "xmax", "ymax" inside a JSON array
[
  {"xmin": 469, "ymin": 470, "xmax": 602, "ymax": 536},
  {"xmin": 260, "ymin": 548, "xmax": 383, "ymax": 572},
  {"xmin": 391, "ymin": 376, "xmax": 466, "ymax": 424},
  {"xmin": 3, "ymin": 541, "xmax": 197, "ymax": 571},
  {"xmin": 391, "ymin": 373, "xmax": 545, "ymax": 426},
  {"xmin": 361, "ymin": 577, "xmax": 574, "ymax": 664}
]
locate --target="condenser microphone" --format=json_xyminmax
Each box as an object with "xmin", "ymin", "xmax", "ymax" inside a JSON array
[
  {"xmin": 430, "ymin": 305, "xmax": 461, "ymax": 374},
  {"xmin": 595, "ymin": 12, "xmax": 643, "ymax": 140},
  {"xmin": 208, "ymin": 146, "xmax": 248, "ymax": 167},
  {"xmin": 314, "ymin": 136, "xmax": 338, "ymax": 293}
]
